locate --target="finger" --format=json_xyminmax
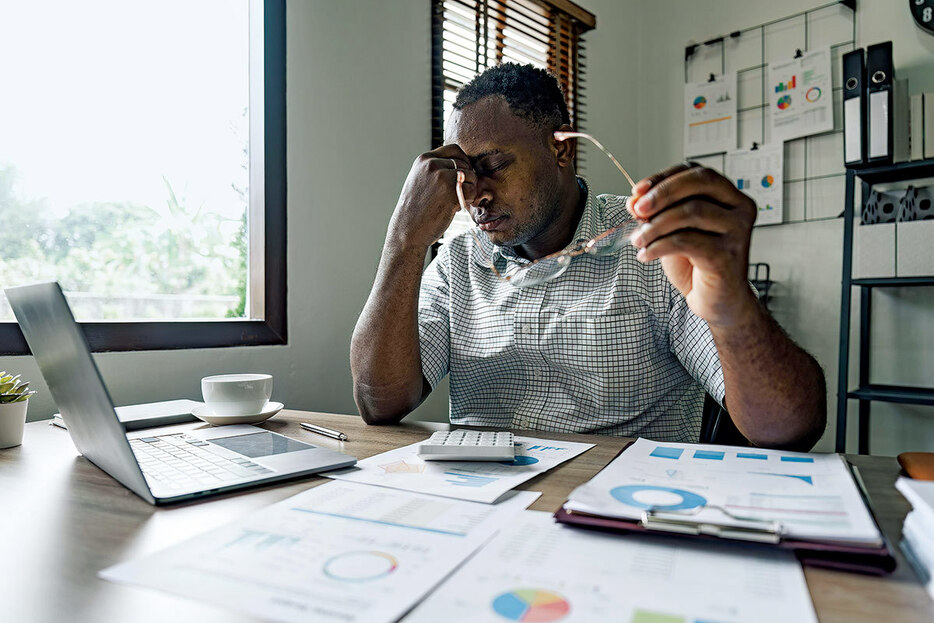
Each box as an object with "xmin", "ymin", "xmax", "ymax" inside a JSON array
[
  {"xmin": 630, "ymin": 200, "xmax": 736, "ymax": 249},
  {"xmin": 426, "ymin": 144, "xmax": 473, "ymax": 173},
  {"xmin": 636, "ymin": 229, "xmax": 732, "ymax": 268},
  {"xmin": 632, "ymin": 166, "xmax": 754, "ymax": 221},
  {"xmin": 627, "ymin": 162, "xmax": 697, "ymax": 219}
]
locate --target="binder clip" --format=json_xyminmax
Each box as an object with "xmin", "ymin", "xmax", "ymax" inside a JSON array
[
  {"xmin": 794, "ymin": 48, "xmax": 803, "ymax": 59},
  {"xmin": 640, "ymin": 507, "xmax": 785, "ymax": 544},
  {"xmin": 751, "ymin": 142, "xmax": 759, "ymax": 151},
  {"xmin": 708, "ymin": 73, "xmax": 717, "ymax": 83}
]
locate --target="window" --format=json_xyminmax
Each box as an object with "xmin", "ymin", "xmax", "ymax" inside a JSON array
[
  {"xmin": 0, "ymin": 0, "xmax": 286, "ymax": 354},
  {"xmin": 431, "ymin": 0, "xmax": 595, "ymax": 242}
]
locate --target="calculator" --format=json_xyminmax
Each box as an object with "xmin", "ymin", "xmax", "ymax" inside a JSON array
[{"xmin": 417, "ymin": 430, "xmax": 516, "ymax": 461}]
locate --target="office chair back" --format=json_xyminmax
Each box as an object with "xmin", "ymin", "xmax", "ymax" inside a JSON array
[{"xmin": 699, "ymin": 394, "xmax": 750, "ymax": 447}]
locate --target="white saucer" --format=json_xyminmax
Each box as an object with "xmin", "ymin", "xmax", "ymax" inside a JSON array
[{"xmin": 192, "ymin": 401, "xmax": 284, "ymax": 426}]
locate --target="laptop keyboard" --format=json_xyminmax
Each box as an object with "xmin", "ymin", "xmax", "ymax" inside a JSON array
[{"xmin": 130, "ymin": 433, "xmax": 274, "ymax": 492}]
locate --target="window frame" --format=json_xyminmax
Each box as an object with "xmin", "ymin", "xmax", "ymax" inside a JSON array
[{"xmin": 0, "ymin": 0, "xmax": 286, "ymax": 355}]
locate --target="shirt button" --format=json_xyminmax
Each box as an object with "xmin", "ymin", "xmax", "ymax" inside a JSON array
[
  {"xmin": 532, "ymin": 370, "xmax": 542, "ymax": 380},
  {"xmin": 521, "ymin": 324, "xmax": 531, "ymax": 334}
]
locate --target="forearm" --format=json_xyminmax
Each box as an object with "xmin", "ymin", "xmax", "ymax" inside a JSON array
[
  {"xmin": 709, "ymin": 297, "xmax": 827, "ymax": 450},
  {"xmin": 351, "ymin": 240, "xmax": 430, "ymax": 424}
]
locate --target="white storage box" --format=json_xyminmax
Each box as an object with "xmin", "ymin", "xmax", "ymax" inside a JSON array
[
  {"xmin": 897, "ymin": 185, "xmax": 934, "ymax": 277},
  {"xmin": 854, "ymin": 222, "xmax": 896, "ymax": 279}
]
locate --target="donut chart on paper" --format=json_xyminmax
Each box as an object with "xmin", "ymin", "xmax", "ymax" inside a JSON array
[
  {"xmin": 492, "ymin": 589, "xmax": 571, "ymax": 622},
  {"xmin": 610, "ymin": 485, "xmax": 707, "ymax": 512},
  {"xmin": 322, "ymin": 550, "xmax": 398, "ymax": 582},
  {"xmin": 500, "ymin": 455, "xmax": 540, "ymax": 466}
]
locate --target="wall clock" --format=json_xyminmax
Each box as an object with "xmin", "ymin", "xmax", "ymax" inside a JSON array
[{"xmin": 910, "ymin": 0, "xmax": 934, "ymax": 34}]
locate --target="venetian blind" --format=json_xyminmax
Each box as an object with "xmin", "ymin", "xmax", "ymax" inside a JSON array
[{"xmin": 431, "ymin": 0, "xmax": 596, "ymax": 241}]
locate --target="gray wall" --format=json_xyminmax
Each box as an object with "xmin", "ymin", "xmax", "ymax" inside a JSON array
[{"xmin": 4, "ymin": 0, "xmax": 933, "ymax": 456}]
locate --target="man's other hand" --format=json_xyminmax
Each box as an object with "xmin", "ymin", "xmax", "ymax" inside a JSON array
[{"xmin": 627, "ymin": 163, "xmax": 758, "ymax": 328}]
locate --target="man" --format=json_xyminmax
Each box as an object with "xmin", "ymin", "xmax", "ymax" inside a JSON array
[{"xmin": 351, "ymin": 63, "xmax": 825, "ymax": 450}]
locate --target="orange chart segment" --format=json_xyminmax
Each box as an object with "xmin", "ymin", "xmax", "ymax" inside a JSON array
[{"xmin": 492, "ymin": 589, "xmax": 571, "ymax": 622}]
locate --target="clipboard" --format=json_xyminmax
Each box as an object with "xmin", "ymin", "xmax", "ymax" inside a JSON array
[{"xmin": 554, "ymin": 440, "xmax": 897, "ymax": 576}]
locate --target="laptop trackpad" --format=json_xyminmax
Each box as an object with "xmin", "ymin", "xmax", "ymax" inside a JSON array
[{"xmin": 208, "ymin": 431, "xmax": 314, "ymax": 458}]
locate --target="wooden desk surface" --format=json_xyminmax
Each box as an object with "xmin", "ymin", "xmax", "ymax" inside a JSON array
[{"xmin": 0, "ymin": 411, "xmax": 931, "ymax": 623}]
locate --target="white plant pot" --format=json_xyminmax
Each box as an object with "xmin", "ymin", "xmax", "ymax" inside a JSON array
[{"xmin": 0, "ymin": 400, "xmax": 29, "ymax": 449}]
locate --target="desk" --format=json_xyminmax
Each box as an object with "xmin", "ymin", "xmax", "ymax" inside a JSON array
[{"xmin": 0, "ymin": 411, "xmax": 931, "ymax": 623}]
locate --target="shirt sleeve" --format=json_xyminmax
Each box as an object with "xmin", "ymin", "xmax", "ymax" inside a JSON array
[
  {"xmin": 417, "ymin": 246, "xmax": 451, "ymax": 390},
  {"xmin": 666, "ymin": 284, "xmax": 726, "ymax": 406}
]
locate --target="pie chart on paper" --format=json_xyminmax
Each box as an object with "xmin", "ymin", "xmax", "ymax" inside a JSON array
[{"xmin": 492, "ymin": 588, "xmax": 571, "ymax": 622}]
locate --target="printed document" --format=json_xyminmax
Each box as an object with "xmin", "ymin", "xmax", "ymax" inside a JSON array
[
  {"xmin": 565, "ymin": 438, "xmax": 881, "ymax": 544},
  {"xmin": 101, "ymin": 481, "xmax": 539, "ymax": 623},
  {"xmin": 404, "ymin": 510, "xmax": 817, "ymax": 623},
  {"xmin": 726, "ymin": 142, "xmax": 784, "ymax": 226},
  {"xmin": 683, "ymin": 72, "xmax": 737, "ymax": 157},
  {"xmin": 768, "ymin": 47, "xmax": 834, "ymax": 142},
  {"xmin": 327, "ymin": 436, "xmax": 594, "ymax": 503}
]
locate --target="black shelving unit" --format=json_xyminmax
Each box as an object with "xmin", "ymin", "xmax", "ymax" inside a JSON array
[{"xmin": 836, "ymin": 159, "xmax": 934, "ymax": 454}]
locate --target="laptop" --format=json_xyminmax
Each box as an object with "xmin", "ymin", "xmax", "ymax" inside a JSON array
[{"xmin": 5, "ymin": 282, "xmax": 357, "ymax": 505}]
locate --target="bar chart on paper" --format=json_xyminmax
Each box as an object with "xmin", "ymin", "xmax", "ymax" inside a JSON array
[
  {"xmin": 563, "ymin": 439, "xmax": 882, "ymax": 544},
  {"xmin": 100, "ymin": 482, "xmax": 539, "ymax": 623}
]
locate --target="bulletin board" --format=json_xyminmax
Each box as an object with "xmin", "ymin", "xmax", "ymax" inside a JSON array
[{"xmin": 683, "ymin": 0, "xmax": 856, "ymax": 225}]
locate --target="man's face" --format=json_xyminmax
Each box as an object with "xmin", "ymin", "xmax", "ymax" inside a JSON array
[{"xmin": 447, "ymin": 96, "xmax": 564, "ymax": 251}]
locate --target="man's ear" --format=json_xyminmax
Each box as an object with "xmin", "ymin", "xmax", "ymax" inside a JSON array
[{"xmin": 553, "ymin": 124, "xmax": 576, "ymax": 168}]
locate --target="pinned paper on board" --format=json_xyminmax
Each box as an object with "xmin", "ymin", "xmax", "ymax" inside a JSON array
[
  {"xmin": 726, "ymin": 142, "xmax": 784, "ymax": 226},
  {"xmin": 768, "ymin": 47, "xmax": 834, "ymax": 143},
  {"xmin": 683, "ymin": 72, "xmax": 737, "ymax": 157}
]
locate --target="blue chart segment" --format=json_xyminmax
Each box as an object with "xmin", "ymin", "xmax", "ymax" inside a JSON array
[
  {"xmin": 500, "ymin": 455, "xmax": 540, "ymax": 466},
  {"xmin": 444, "ymin": 472, "xmax": 497, "ymax": 488},
  {"xmin": 736, "ymin": 452, "xmax": 768, "ymax": 460},
  {"xmin": 751, "ymin": 472, "xmax": 814, "ymax": 485},
  {"xmin": 610, "ymin": 485, "xmax": 707, "ymax": 511},
  {"xmin": 650, "ymin": 447, "xmax": 684, "ymax": 460},
  {"xmin": 693, "ymin": 450, "xmax": 725, "ymax": 461},
  {"xmin": 780, "ymin": 456, "xmax": 814, "ymax": 463}
]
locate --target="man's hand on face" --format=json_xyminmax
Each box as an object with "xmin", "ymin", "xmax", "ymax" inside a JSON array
[
  {"xmin": 627, "ymin": 164, "xmax": 759, "ymax": 328},
  {"xmin": 388, "ymin": 145, "xmax": 477, "ymax": 252}
]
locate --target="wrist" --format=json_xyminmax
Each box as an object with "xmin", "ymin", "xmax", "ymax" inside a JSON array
[{"xmin": 705, "ymin": 289, "xmax": 762, "ymax": 331}]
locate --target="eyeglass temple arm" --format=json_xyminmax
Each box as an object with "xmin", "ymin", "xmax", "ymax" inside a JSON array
[{"xmin": 553, "ymin": 131, "xmax": 637, "ymax": 191}]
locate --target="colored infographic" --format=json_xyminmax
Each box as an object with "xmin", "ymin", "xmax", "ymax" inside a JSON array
[
  {"xmin": 776, "ymin": 95, "xmax": 792, "ymax": 110},
  {"xmin": 610, "ymin": 485, "xmax": 707, "ymax": 512},
  {"xmin": 693, "ymin": 96, "xmax": 707, "ymax": 109},
  {"xmin": 323, "ymin": 550, "xmax": 398, "ymax": 582},
  {"xmin": 492, "ymin": 589, "xmax": 571, "ymax": 622}
]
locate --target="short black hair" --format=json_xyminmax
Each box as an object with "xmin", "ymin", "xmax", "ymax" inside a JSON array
[{"xmin": 453, "ymin": 63, "xmax": 570, "ymax": 130}]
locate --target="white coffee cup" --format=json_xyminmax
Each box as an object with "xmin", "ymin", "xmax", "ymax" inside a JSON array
[{"xmin": 201, "ymin": 373, "xmax": 273, "ymax": 416}]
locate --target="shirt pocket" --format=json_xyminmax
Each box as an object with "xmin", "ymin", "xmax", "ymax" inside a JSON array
[
  {"xmin": 450, "ymin": 315, "xmax": 516, "ymax": 364},
  {"xmin": 542, "ymin": 312, "xmax": 657, "ymax": 385}
]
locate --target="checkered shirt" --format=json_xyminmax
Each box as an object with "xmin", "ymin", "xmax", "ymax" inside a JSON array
[{"xmin": 417, "ymin": 177, "xmax": 726, "ymax": 442}]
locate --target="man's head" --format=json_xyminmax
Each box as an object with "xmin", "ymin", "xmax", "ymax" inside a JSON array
[{"xmin": 446, "ymin": 63, "xmax": 579, "ymax": 258}]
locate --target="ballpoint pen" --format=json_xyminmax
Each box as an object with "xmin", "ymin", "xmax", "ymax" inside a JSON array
[{"xmin": 300, "ymin": 422, "xmax": 348, "ymax": 441}]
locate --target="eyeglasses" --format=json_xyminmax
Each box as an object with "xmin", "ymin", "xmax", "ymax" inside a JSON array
[{"xmin": 455, "ymin": 131, "xmax": 640, "ymax": 288}]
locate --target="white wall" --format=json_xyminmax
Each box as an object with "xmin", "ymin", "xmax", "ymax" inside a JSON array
[
  {"xmin": 4, "ymin": 0, "xmax": 932, "ymax": 455},
  {"xmin": 588, "ymin": 0, "xmax": 934, "ymax": 454}
]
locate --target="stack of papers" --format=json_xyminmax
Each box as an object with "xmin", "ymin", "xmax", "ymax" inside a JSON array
[
  {"xmin": 327, "ymin": 436, "xmax": 593, "ymax": 503},
  {"xmin": 563, "ymin": 438, "xmax": 883, "ymax": 545},
  {"xmin": 101, "ymin": 481, "xmax": 539, "ymax": 623},
  {"xmin": 406, "ymin": 511, "xmax": 817, "ymax": 623},
  {"xmin": 896, "ymin": 477, "xmax": 934, "ymax": 600}
]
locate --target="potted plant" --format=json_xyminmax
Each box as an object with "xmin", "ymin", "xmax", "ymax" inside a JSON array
[{"xmin": 0, "ymin": 371, "xmax": 36, "ymax": 449}]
